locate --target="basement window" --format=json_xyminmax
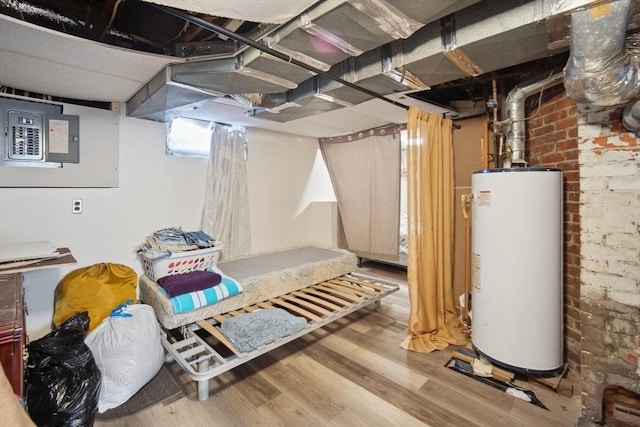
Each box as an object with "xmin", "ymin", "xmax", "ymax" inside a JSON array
[{"xmin": 166, "ymin": 117, "xmax": 213, "ymax": 158}]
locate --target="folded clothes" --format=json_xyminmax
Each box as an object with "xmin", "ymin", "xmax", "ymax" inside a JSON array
[
  {"xmin": 142, "ymin": 227, "xmax": 216, "ymax": 254},
  {"xmin": 161, "ymin": 266, "xmax": 243, "ymax": 314},
  {"xmin": 157, "ymin": 270, "xmax": 222, "ymax": 297},
  {"xmin": 184, "ymin": 231, "xmax": 216, "ymax": 248}
]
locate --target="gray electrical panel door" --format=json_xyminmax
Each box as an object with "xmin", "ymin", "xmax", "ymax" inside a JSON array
[{"xmin": 45, "ymin": 114, "xmax": 80, "ymax": 163}]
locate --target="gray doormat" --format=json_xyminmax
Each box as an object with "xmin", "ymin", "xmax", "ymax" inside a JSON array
[{"xmin": 96, "ymin": 364, "xmax": 185, "ymax": 419}]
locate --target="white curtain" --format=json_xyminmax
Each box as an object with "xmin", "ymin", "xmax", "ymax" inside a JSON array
[
  {"xmin": 319, "ymin": 127, "xmax": 400, "ymax": 261},
  {"xmin": 201, "ymin": 124, "xmax": 251, "ymax": 260}
]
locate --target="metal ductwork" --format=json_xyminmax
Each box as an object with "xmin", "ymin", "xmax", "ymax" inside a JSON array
[
  {"xmin": 248, "ymin": 0, "xmax": 577, "ymax": 123},
  {"xmin": 125, "ymin": 0, "xmax": 637, "ymax": 125},
  {"xmin": 126, "ymin": 68, "xmax": 223, "ymax": 123},
  {"xmin": 128, "ymin": 0, "xmax": 481, "ymax": 121},
  {"xmin": 622, "ymin": 99, "xmax": 640, "ymax": 130},
  {"xmin": 563, "ymin": 0, "xmax": 640, "ymax": 107},
  {"xmin": 500, "ymin": 72, "xmax": 565, "ymax": 165}
]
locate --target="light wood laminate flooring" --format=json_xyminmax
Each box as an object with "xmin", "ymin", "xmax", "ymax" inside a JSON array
[{"xmin": 95, "ymin": 262, "xmax": 581, "ymax": 427}]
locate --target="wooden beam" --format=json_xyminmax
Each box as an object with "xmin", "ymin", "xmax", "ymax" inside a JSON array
[{"xmin": 197, "ymin": 320, "xmax": 239, "ymax": 355}]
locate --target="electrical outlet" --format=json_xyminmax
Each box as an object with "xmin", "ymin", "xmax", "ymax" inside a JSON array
[{"xmin": 72, "ymin": 198, "xmax": 83, "ymax": 214}]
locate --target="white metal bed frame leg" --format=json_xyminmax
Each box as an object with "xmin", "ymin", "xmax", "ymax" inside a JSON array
[
  {"xmin": 197, "ymin": 359, "xmax": 210, "ymax": 401},
  {"xmin": 159, "ymin": 273, "xmax": 400, "ymax": 402}
]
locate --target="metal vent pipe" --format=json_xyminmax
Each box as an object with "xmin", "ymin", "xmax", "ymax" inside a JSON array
[
  {"xmin": 502, "ymin": 72, "xmax": 564, "ymax": 165},
  {"xmin": 153, "ymin": 4, "xmax": 410, "ymax": 111},
  {"xmin": 622, "ymin": 99, "xmax": 640, "ymax": 130},
  {"xmin": 563, "ymin": 0, "xmax": 640, "ymax": 107}
]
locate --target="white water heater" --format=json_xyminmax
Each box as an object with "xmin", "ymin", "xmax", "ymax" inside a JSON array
[{"xmin": 471, "ymin": 168, "xmax": 563, "ymax": 375}]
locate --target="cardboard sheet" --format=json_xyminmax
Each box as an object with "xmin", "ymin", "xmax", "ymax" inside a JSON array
[{"xmin": 0, "ymin": 241, "xmax": 59, "ymax": 263}]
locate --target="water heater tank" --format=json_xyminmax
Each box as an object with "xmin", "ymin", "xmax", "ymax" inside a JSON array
[{"xmin": 471, "ymin": 167, "xmax": 563, "ymax": 375}]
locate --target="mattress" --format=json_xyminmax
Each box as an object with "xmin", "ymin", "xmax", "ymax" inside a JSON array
[{"xmin": 139, "ymin": 246, "xmax": 358, "ymax": 329}]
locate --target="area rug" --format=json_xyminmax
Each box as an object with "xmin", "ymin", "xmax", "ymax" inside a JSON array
[{"xmin": 96, "ymin": 364, "xmax": 185, "ymax": 419}]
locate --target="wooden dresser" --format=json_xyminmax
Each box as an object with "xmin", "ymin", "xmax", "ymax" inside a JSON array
[{"xmin": 0, "ymin": 273, "xmax": 26, "ymax": 396}]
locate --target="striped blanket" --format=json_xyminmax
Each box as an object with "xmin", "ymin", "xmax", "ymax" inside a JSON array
[{"xmin": 160, "ymin": 266, "xmax": 243, "ymax": 314}]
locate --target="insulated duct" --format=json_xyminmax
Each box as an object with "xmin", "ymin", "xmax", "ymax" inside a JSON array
[
  {"xmin": 251, "ymin": 0, "xmax": 572, "ymax": 123},
  {"xmin": 125, "ymin": 0, "xmax": 612, "ymax": 124},
  {"xmin": 501, "ymin": 72, "xmax": 564, "ymax": 165},
  {"xmin": 153, "ymin": 3, "xmax": 410, "ymax": 111},
  {"xmin": 563, "ymin": 0, "xmax": 640, "ymax": 107},
  {"xmin": 622, "ymin": 99, "xmax": 640, "ymax": 130}
]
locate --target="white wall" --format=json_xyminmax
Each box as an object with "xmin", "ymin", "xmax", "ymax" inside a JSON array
[
  {"xmin": 0, "ymin": 104, "xmax": 337, "ymax": 339},
  {"xmin": 246, "ymin": 127, "xmax": 337, "ymax": 253},
  {"xmin": 0, "ymin": 100, "xmax": 120, "ymax": 187}
]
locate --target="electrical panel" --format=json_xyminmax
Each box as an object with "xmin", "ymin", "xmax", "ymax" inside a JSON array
[{"xmin": 0, "ymin": 97, "xmax": 80, "ymax": 167}]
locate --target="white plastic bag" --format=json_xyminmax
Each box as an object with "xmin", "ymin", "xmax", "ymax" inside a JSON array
[{"xmin": 84, "ymin": 303, "xmax": 164, "ymax": 413}]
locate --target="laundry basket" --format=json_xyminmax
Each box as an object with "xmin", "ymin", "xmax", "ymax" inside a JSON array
[{"xmin": 141, "ymin": 242, "xmax": 223, "ymax": 281}]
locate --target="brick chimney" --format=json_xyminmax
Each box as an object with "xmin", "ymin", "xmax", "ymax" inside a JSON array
[
  {"xmin": 527, "ymin": 92, "xmax": 639, "ymax": 425},
  {"xmin": 576, "ymin": 105, "xmax": 640, "ymax": 425}
]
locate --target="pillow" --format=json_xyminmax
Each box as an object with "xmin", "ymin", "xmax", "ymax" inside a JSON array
[{"xmin": 157, "ymin": 270, "xmax": 221, "ymax": 297}]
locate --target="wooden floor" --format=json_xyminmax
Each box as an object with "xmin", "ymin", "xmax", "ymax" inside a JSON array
[{"xmin": 95, "ymin": 263, "xmax": 581, "ymax": 427}]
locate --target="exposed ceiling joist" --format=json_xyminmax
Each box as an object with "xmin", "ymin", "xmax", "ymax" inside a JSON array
[{"xmin": 0, "ymin": 0, "xmax": 638, "ymax": 138}]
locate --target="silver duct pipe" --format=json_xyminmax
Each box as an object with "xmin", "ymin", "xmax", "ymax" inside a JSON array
[
  {"xmin": 153, "ymin": 4, "xmax": 410, "ymax": 111},
  {"xmin": 622, "ymin": 99, "xmax": 640, "ymax": 130},
  {"xmin": 563, "ymin": 0, "xmax": 640, "ymax": 107},
  {"xmin": 501, "ymin": 72, "xmax": 564, "ymax": 165},
  {"xmin": 622, "ymin": 31, "xmax": 640, "ymax": 131}
]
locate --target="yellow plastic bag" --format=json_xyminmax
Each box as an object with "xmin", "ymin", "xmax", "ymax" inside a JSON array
[{"xmin": 53, "ymin": 263, "xmax": 138, "ymax": 332}]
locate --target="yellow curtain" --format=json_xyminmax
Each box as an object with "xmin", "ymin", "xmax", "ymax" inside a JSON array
[{"xmin": 400, "ymin": 107, "xmax": 469, "ymax": 353}]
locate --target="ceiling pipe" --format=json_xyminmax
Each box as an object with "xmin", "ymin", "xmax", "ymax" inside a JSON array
[
  {"xmin": 498, "ymin": 72, "xmax": 565, "ymax": 165},
  {"xmin": 622, "ymin": 99, "xmax": 640, "ymax": 131},
  {"xmin": 563, "ymin": 0, "xmax": 640, "ymax": 107},
  {"xmin": 152, "ymin": 4, "xmax": 410, "ymax": 112}
]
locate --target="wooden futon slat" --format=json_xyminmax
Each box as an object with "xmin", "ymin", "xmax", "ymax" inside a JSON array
[{"xmin": 161, "ymin": 272, "xmax": 399, "ymax": 400}]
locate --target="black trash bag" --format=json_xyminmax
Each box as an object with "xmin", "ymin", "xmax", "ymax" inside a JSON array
[{"xmin": 25, "ymin": 311, "xmax": 101, "ymax": 427}]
